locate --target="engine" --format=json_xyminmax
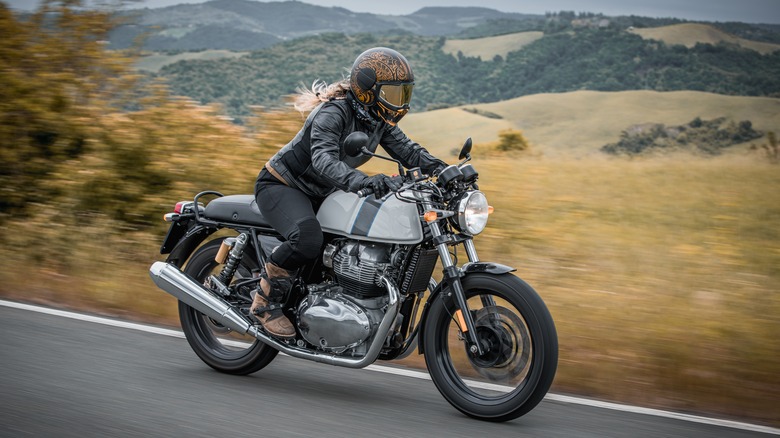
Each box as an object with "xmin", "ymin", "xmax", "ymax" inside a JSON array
[
  {"xmin": 295, "ymin": 240, "xmax": 398, "ymax": 354},
  {"xmin": 296, "ymin": 283, "xmax": 388, "ymax": 354},
  {"xmin": 296, "ymin": 239, "xmax": 438, "ymax": 354}
]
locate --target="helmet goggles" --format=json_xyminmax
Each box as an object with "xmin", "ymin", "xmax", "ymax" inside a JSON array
[
  {"xmin": 377, "ymin": 83, "xmax": 414, "ymax": 110},
  {"xmin": 375, "ymin": 82, "xmax": 414, "ymax": 125}
]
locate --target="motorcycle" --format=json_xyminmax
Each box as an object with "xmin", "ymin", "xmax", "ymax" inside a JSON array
[{"xmin": 149, "ymin": 133, "xmax": 558, "ymax": 422}]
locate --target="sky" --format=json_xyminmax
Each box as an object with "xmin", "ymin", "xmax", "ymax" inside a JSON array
[{"xmin": 4, "ymin": 0, "xmax": 780, "ymax": 24}]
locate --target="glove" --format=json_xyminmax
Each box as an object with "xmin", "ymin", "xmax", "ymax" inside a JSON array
[{"xmin": 362, "ymin": 174, "xmax": 402, "ymax": 198}]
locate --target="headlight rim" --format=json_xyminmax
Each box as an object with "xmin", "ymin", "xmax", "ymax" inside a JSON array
[{"xmin": 454, "ymin": 190, "xmax": 489, "ymax": 236}]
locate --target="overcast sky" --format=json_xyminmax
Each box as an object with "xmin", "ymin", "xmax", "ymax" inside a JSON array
[{"xmin": 5, "ymin": 0, "xmax": 780, "ymax": 24}]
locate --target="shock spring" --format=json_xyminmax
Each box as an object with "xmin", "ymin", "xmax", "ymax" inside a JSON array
[{"xmin": 217, "ymin": 233, "xmax": 249, "ymax": 285}]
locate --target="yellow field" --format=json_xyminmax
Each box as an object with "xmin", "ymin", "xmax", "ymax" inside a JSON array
[
  {"xmin": 629, "ymin": 23, "xmax": 780, "ymax": 54},
  {"xmin": 441, "ymin": 31, "xmax": 544, "ymax": 60},
  {"xmin": 401, "ymin": 90, "xmax": 780, "ymax": 157},
  {"xmin": 467, "ymin": 155, "xmax": 780, "ymax": 424}
]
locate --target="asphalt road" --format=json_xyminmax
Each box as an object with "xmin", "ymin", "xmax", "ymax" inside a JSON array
[{"xmin": 0, "ymin": 303, "xmax": 776, "ymax": 438}]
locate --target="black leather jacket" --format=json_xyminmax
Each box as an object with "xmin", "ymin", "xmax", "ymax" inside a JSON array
[{"xmin": 263, "ymin": 96, "xmax": 446, "ymax": 199}]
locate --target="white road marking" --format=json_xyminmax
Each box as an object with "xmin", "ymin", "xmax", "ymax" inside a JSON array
[{"xmin": 2, "ymin": 299, "xmax": 778, "ymax": 435}]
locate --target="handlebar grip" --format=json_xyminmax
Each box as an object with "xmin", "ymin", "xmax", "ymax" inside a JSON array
[{"xmin": 357, "ymin": 187, "xmax": 374, "ymax": 198}]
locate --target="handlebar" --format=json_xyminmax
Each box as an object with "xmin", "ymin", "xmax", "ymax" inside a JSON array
[{"xmin": 356, "ymin": 187, "xmax": 375, "ymax": 198}]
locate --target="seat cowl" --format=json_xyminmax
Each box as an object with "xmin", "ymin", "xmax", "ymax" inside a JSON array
[{"xmin": 203, "ymin": 195, "xmax": 269, "ymax": 227}]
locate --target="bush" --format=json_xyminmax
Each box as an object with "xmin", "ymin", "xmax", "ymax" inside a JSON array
[
  {"xmin": 496, "ymin": 129, "xmax": 531, "ymax": 151},
  {"xmin": 751, "ymin": 131, "xmax": 779, "ymax": 163},
  {"xmin": 602, "ymin": 117, "xmax": 763, "ymax": 156}
]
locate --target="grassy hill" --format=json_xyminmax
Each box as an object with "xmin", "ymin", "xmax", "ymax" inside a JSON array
[
  {"xmin": 630, "ymin": 23, "xmax": 780, "ymax": 54},
  {"xmin": 443, "ymin": 23, "xmax": 780, "ymax": 61},
  {"xmin": 400, "ymin": 90, "xmax": 780, "ymax": 157},
  {"xmin": 441, "ymin": 31, "xmax": 544, "ymax": 60}
]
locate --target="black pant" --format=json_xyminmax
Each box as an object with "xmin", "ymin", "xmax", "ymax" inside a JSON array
[{"xmin": 254, "ymin": 169, "xmax": 324, "ymax": 271}]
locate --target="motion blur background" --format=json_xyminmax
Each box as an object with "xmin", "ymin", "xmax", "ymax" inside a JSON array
[{"xmin": 1, "ymin": 0, "xmax": 778, "ymax": 427}]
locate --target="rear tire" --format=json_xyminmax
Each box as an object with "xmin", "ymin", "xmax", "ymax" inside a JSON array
[
  {"xmin": 179, "ymin": 238, "xmax": 278, "ymax": 375},
  {"xmin": 423, "ymin": 273, "xmax": 558, "ymax": 422}
]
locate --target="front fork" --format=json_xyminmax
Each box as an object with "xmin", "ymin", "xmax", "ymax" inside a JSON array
[{"xmin": 429, "ymin": 221, "xmax": 487, "ymax": 356}]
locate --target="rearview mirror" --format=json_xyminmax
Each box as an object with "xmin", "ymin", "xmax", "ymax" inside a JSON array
[
  {"xmin": 458, "ymin": 137, "xmax": 473, "ymax": 160},
  {"xmin": 343, "ymin": 131, "xmax": 369, "ymax": 157}
]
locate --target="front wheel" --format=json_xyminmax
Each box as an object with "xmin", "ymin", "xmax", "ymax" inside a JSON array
[{"xmin": 423, "ymin": 273, "xmax": 558, "ymax": 422}]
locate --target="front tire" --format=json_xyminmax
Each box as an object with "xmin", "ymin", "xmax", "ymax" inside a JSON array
[
  {"xmin": 423, "ymin": 273, "xmax": 558, "ymax": 422},
  {"xmin": 178, "ymin": 238, "xmax": 278, "ymax": 375}
]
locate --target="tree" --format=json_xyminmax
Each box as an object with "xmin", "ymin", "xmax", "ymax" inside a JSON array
[
  {"xmin": 0, "ymin": 1, "xmax": 260, "ymax": 231},
  {"xmin": 0, "ymin": 0, "xmax": 135, "ymax": 219}
]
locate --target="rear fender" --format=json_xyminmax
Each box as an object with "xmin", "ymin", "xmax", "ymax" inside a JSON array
[
  {"xmin": 416, "ymin": 262, "xmax": 515, "ymax": 355},
  {"xmin": 165, "ymin": 224, "xmax": 218, "ymax": 268}
]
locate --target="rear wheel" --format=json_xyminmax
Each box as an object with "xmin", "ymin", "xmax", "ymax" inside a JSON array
[
  {"xmin": 423, "ymin": 273, "xmax": 557, "ymax": 422},
  {"xmin": 178, "ymin": 238, "xmax": 278, "ymax": 375}
]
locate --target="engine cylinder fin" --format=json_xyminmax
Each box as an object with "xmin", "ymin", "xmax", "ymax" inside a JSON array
[{"xmin": 331, "ymin": 241, "xmax": 389, "ymax": 298}]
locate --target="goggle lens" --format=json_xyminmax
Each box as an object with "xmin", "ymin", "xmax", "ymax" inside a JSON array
[{"xmin": 378, "ymin": 83, "xmax": 413, "ymax": 109}]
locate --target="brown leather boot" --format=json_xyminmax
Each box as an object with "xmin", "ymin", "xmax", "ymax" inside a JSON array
[{"xmin": 250, "ymin": 262, "xmax": 296, "ymax": 339}]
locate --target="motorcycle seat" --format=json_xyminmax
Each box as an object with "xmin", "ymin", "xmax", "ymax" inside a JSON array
[{"xmin": 203, "ymin": 194, "xmax": 271, "ymax": 228}]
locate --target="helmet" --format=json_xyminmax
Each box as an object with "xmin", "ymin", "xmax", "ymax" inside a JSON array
[{"xmin": 350, "ymin": 47, "xmax": 415, "ymax": 125}]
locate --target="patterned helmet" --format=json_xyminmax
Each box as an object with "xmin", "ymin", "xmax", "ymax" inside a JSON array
[{"xmin": 350, "ymin": 47, "xmax": 415, "ymax": 125}]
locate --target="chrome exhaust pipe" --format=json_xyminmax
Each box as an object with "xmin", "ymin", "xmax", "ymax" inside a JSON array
[
  {"xmin": 149, "ymin": 261, "xmax": 400, "ymax": 369},
  {"xmin": 149, "ymin": 262, "xmax": 260, "ymax": 337}
]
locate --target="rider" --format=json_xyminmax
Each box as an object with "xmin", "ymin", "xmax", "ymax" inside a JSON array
[{"xmin": 251, "ymin": 47, "xmax": 446, "ymax": 338}]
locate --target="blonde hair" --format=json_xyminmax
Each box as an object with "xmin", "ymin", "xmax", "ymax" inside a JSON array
[{"xmin": 293, "ymin": 79, "xmax": 350, "ymax": 113}]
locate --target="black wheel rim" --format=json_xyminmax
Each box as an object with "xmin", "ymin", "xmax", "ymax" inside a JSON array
[
  {"xmin": 186, "ymin": 258, "xmax": 260, "ymax": 361},
  {"xmin": 435, "ymin": 292, "xmax": 535, "ymax": 401}
]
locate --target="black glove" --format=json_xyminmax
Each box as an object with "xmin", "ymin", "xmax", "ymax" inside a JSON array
[{"xmin": 362, "ymin": 174, "xmax": 402, "ymax": 198}]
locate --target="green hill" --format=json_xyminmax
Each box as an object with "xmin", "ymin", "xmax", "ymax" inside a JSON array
[{"xmin": 156, "ymin": 28, "xmax": 780, "ymax": 120}]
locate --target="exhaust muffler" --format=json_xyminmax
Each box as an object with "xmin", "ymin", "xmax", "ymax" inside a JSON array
[{"xmin": 149, "ymin": 261, "xmax": 259, "ymax": 337}]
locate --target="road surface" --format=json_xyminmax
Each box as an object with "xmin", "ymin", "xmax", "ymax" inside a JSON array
[{"xmin": 0, "ymin": 302, "xmax": 776, "ymax": 437}]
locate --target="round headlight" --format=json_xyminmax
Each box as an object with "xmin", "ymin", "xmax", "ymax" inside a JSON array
[{"xmin": 456, "ymin": 191, "xmax": 489, "ymax": 235}]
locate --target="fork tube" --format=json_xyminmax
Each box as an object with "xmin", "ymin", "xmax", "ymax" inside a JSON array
[
  {"xmin": 463, "ymin": 239, "xmax": 498, "ymax": 313},
  {"xmin": 427, "ymin": 221, "xmax": 485, "ymax": 356},
  {"xmin": 464, "ymin": 239, "xmax": 479, "ymax": 262}
]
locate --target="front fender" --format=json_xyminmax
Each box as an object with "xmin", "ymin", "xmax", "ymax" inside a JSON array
[
  {"xmin": 416, "ymin": 262, "xmax": 515, "ymax": 355},
  {"xmin": 461, "ymin": 261, "xmax": 516, "ymax": 275}
]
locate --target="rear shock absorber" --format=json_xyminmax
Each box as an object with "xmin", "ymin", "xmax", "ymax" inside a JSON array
[
  {"xmin": 207, "ymin": 233, "xmax": 249, "ymax": 296},
  {"xmin": 218, "ymin": 233, "xmax": 248, "ymax": 284}
]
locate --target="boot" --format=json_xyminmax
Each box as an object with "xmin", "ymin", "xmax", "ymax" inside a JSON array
[{"xmin": 250, "ymin": 262, "xmax": 296, "ymax": 339}]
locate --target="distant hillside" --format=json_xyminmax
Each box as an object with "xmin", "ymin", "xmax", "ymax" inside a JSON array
[
  {"xmin": 135, "ymin": 50, "xmax": 249, "ymax": 72},
  {"xmin": 109, "ymin": 1, "xmax": 539, "ymax": 51},
  {"xmin": 630, "ymin": 23, "xmax": 780, "ymax": 54},
  {"xmin": 399, "ymin": 91, "xmax": 780, "ymax": 157},
  {"xmin": 156, "ymin": 27, "xmax": 780, "ymax": 119}
]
